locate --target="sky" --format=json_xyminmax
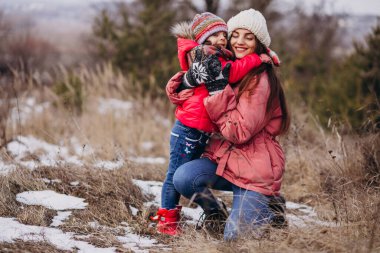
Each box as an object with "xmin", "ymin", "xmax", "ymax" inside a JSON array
[
  {"xmin": 1, "ymin": 0, "xmax": 380, "ymax": 16},
  {"xmin": 284, "ymin": 0, "xmax": 380, "ymax": 16}
]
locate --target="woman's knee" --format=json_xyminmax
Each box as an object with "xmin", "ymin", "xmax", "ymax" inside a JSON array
[
  {"xmin": 173, "ymin": 162, "xmax": 195, "ymax": 195},
  {"xmin": 173, "ymin": 158, "xmax": 215, "ymax": 196}
]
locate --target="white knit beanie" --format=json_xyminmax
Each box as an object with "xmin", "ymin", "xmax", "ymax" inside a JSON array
[{"xmin": 227, "ymin": 8, "xmax": 271, "ymax": 47}]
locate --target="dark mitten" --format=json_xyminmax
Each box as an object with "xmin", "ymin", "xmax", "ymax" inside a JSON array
[
  {"xmin": 203, "ymin": 54, "xmax": 222, "ymax": 80},
  {"xmin": 204, "ymin": 63, "xmax": 231, "ymax": 95},
  {"xmin": 176, "ymin": 79, "xmax": 190, "ymax": 92},
  {"xmin": 186, "ymin": 47, "xmax": 226, "ymax": 85},
  {"xmin": 183, "ymin": 48, "xmax": 206, "ymax": 88}
]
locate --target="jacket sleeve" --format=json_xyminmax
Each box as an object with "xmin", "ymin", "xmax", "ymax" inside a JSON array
[
  {"xmin": 166, "ymin": 71, "xmax": 194, "ymax": 105},
  {"xmin": 226, "ymin": 53, "xmax": 262, "ymax": 84},
  {"xmin": 203, "ymin": 75, "xmax": 270, "ymax": 144}
]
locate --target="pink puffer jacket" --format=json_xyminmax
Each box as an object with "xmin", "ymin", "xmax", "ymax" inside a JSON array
[{"xmin": 166, "ymin": 71, "xmax": 285, "ymax": 196}]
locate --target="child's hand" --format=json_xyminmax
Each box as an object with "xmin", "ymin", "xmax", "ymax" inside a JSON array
[
  {"xmin": 184, "ymin": 47, "xmax": 223, "ymax": 88},
  {"xmin": 183, "ymin": 48, "xmax": 206, "ymax": 88},
  {"xmin": 260, "ymin": 54, "xmax": 272, "ymax": 64}
]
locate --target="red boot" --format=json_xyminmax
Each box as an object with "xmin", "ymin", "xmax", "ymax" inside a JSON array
[{"xmin": 151, "ymin": 206, "xmax": 182, "ymax": 236}]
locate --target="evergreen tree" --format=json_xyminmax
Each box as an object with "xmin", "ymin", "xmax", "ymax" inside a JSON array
[
  {"xmin": 313, "ymin": 23, "xmax": 380, "ymax": 130},
  {"xmin": 91, "ymin": 0, "xmax": 179, "ymax": 96}
]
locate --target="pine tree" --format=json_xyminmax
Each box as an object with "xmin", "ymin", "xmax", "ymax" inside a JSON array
[
  {"xmin": 91, "ymin": 0, "xmax": 179, "ymax": 96},
  {"xmin": 346, "ymin": 23, "xmax": 380, "ymax": 129},
  {"xmin": 312, "ymin": 23, "xmax": 380, "ymax": 130}
]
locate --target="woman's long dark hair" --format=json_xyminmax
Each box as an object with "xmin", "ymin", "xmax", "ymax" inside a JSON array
[{"xmin": 233, "ymin": 38, "xmax": 290, "ymax": 134}]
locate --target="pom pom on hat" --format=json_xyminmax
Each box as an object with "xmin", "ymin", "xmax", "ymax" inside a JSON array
[
  {"xmin": 191, "ymin": 12, "xmax": 228, "ymax": 44},
  {"xmin": 227, "ymin": 9, "xmax": 271, "ymax": 47}
]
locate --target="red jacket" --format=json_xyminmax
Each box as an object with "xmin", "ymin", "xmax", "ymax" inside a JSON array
[
  {"xmin": 172, "ymin": 38, "xmax": 263, "ymax": 133},
  {"xmin": 166, "ymin": 71, "xmax": 285, "ymax": 196}
]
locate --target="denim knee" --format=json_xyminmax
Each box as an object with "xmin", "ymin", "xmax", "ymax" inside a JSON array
[{"xmin": 172, "ymin": 164, "xmax": 190, "ymax": 198}]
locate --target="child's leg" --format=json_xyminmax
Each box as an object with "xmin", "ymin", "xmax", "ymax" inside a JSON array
[{"xmin": 161, "ymin": 120, "xmax": 208, "ymax": 209}]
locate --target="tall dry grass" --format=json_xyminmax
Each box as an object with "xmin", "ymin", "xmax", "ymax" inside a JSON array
[{"xmin": 0, "ymin": 65, "xmax": 379, "ymax": 252}]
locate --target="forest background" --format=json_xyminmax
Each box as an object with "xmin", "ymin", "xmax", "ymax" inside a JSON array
[{"xmin": 1, "ymin": 0, "xmax": 379, "ymax": 131}]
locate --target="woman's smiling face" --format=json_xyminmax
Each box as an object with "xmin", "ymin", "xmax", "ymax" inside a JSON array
[{"xmin": 230, "ymin": 28, "xmax": 256, "ymax": 59}]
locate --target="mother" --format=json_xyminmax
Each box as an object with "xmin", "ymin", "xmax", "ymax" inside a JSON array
[{"xmin": 168, "ymin": 9, "xmax": 290, "ymax": 240}]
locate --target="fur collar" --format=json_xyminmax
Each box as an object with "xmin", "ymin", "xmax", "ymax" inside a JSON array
[{"xmin": 170, "ymin": 21, "xmax": 194, "ymax": 40}]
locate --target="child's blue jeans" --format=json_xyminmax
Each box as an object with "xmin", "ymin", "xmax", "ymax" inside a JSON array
[
  {"xmin": 173, "ymin": 157, "xmax": 275, "ymax": 241},
  {"xmin": 161, "ymin": 120, "xmax": 209, "ymax": 209}
]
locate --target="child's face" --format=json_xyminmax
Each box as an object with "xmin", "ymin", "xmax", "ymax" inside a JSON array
[{"xmin": 204, "ymin": 31, "xmax": 227, "ymax": 48}]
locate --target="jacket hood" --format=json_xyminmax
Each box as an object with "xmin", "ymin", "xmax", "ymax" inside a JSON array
[
  {"xmin": 177, "ymin": 38, "xmax": 198, "ymax": 71},
  {"xmin": 171, "ymin": 21, "xmax": 194, "ymax": 39}
]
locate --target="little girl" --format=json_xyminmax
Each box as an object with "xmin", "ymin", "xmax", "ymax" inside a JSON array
[{"xmin": 153, "ymin": 12, "xmax": 276, "ymax": 236}]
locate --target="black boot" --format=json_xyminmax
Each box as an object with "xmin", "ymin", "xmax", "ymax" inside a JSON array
[
  {"xmin": 269, "ymin": 195, "xmax": 288, "ymax": 228},
  {"xmin": 196, "ymin": 201, "xmax": 229, "ymax": 237}
]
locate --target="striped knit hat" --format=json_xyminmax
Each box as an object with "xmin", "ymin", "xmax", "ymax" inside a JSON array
[{"xmin": 191, "ymin": 12, "xmax": 228, "ymax": 44}]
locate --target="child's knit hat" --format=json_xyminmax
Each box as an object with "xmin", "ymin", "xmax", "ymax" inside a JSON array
[
  {"xmin": 191, "ymin": 12, "xmax": 228, "ymax": 44},
  {"xmin": 227, "ymin": 8, "xmax": 271, "ymax": 47}
]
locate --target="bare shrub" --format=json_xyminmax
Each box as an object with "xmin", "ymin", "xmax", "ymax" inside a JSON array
[
  {"xmin": 0, "ymin": 84, "xmax": 14, "ymax": 148},
  {"xmin": 6, "ymin": 33, "xmax": 60, "ymax": 74},
  {"xmin": 0, "ymin": 12, "xmax": 60, "ymax": 75}
]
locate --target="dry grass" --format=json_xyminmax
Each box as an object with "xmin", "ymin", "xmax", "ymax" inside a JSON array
[
  {"xmin": 0, "ymin": 240, "xmax": 71, "ymax": 253},
  {"xmin": 0, "ymin": 165, "xmax": 148, "ymax": 225},
  {"xmin": 172, "ymin": 222, "xmax": 379, "ymax": 253},
  {"xmin": 0, "ymin": 165, "xmax": 154, "ymax": 251},
  {"xmin": 0, "ymin": 66, "xmax": 379, "ymax": 252}
]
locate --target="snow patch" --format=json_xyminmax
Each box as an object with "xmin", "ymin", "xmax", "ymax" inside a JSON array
[
  {"xmin": 51, "ymin": 211, "xmax": 72, "ymax": 227},
  {"xmin": 0, "ymin": 161, "xmax": 17, "ymax": 175},
  {"xmin": 117, "ymin": 224, "xmax": 168, "ymax": 253},
  {"xmin": 70, "ymin": 181, "xmax": 80, "ymax": 186},
  {"xmin": 129, "ymin": 156, "xmax": 166, "ymax": 165},
  {"xmin": 286, "ymin": 201, "xmax": 336, "ymax": 227},
  {"xmin": 8, "ymin": 97, "xmax": 50, "ymax": 125},
  {"xmin": 70, "ymin": 137, "xmax": 94, "ymax": 157},
  {"xmin": 140, "ymin": 142, "xmax": 154, "ymax": 151},
  {"xmin": 7, "ymin": 136, "xmax": 83, "ymax": 169},
  {"xmin": 16, "ymin": 190, "xmax": 88, "ymax": 210},
  {"xmin": 130, "ymin": 206, "xmax": 139, "ymax": 216},
  {"xmin": 98, "ymin": 98, "xmax": 133, "ymax": 118},
  {"xmin": 132, "ymin": 180, "xmax": 162, "ymax": 207},
  {"xmin": 94, "ymin": 160, "xmax": 124, "ymax": 170},
  {"xmin": 0, "ymin": 217, "xmax": 116, "ymax": 253},
  {"xmin": 41, "ymin": 178, "xmax": 62, "ymax": 184},
  {"xmin": 153, "ymin": 115, "xmax": 171, "ymax": 127}
]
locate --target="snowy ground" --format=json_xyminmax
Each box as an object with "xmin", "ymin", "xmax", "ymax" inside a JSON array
[
  {"xmin": 0, "ymin": 179, "xmax": 336, "ymax": 253},
  {"xmin": 0, "ymin": 97, "xmax": 335, "ymax": 252}
]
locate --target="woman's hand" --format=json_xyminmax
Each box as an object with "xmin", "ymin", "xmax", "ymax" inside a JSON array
[
  {"xmin": 259, "ymin": 54, "xmax": 272, "ymax": 64},
  {"xmin": 267, "ymin": 48, "xmax": 281, "ymax": 66}
]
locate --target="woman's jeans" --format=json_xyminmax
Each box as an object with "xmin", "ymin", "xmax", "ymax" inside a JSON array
[
  {"xmin": 173, "ymin": 157, "xmax": 275, "ymax": 241},
  {"xmin": 161, "ymin": 120, "xmax": 209, "ymax": 209}
]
